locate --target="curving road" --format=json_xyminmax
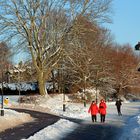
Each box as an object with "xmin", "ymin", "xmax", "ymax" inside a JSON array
[
  {"xmin": 0, "ymin": 108, "xmax": 121, "ymax": 140},
  {"xmin": 0, "ymin": 108, "xmax": 60, "ymax": 140}
]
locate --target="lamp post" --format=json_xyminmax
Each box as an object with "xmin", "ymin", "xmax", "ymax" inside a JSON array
[
  {"xmin": 59, "ymin": 60, "xmax": 66, "ymax": 112},
  {"xmin": 5, "ymin": 64, "xmax": 11, "ymax": 83},
  {"xmin": 1, "ymin": 52, "xmax": 5, "ymax": 116},
  {"xmin": 83, "ymin": 76, "xmax": 87, "ymax": 107},
  {"xmin": 14, "ymin": 66, "xmax": 21, "ymax": 101},
  {"xmin": 62, "ymin": 67, "xmax": 66, "ymax": 112},
  {"xmin": 18, "ymin": 70, "xmax": 21, "ymax": 97},
  {"xmin": 135, "ymin": 42, "xmax": 140, "ymax": 71},
  {"xmin": 63, "ymin": 89, "xmax": 66, "ymax": 112},
  {"xmin": 95, "ymin": 83, "xmax": 98, "ymax": 104},
  {"xmin": 95, "ymin": 70, "xmax": 99, "ymax": 104},
  {"xmin": 1, "ymin": 68, "xmax": 4, "ymax": 116}
]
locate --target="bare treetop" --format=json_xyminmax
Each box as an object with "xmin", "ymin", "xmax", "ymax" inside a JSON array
[{"xmin": 0, "ymin": 0, "xmax": 113, "ymax": 95}]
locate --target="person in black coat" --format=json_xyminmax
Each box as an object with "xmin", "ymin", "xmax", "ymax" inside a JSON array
[{"xmin": 115, "ymin": 98, "xmax": 122, "ymax": 116}]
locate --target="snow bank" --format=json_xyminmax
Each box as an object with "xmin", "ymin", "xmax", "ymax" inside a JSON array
[
  {"xmin": 39, "ymin": 94, "xmax": 89, "ymax": 119},
  {"xmin": 0, "ymin": 109, "xmax": 33, "ymax": 132},
  {"xmin": 22, "ymin": 119, "xmax": 78, "ymax": 140},
  {"xmin": 119, "ymin": 114, "xmax": 140, "ymax": 140},
  {"xmin": 38, "ymin": 94, "xmax": 131, "ymax": 119}
]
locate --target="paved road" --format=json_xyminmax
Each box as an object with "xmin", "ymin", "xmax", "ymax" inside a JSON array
[
  {"xmin": 61, "ymin": 120, "xmax": 122, "ymax": 140},
  {"xmin": 61, "ymin": 102, "xmax": 140, "ymax": 140},
  {"xmin": 0, "ymin": 108, "xmax": 121, "ymax": 140},
  {"xmin": 0, "ymin": 108, "xmax": 60, "ymax": 140}
]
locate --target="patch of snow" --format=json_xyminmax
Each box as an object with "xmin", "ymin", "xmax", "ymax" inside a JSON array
[
  {"xmin": 119, "ymin": 114, "xmax": 140, "ymax": 140},
  {"xmin": 0, "ymin": 109, "xmax": 33, "ymax": 132},
  {"xmin": 22, "ymin": 119, "xmax": 78, "ymax": 140}
]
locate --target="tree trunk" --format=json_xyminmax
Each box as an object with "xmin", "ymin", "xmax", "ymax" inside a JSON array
[
  {"xmin": 118, "ymin": 83, "xmax": 123, "ymax": 97},
  {"xmin": 37, "ymin": 71, "xmax": 48, "ymax": 96}
]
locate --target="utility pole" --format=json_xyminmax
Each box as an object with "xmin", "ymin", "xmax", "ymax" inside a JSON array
[{"xmin": 83, "ymin": 76, "xmax": 87, "ymax": 107}]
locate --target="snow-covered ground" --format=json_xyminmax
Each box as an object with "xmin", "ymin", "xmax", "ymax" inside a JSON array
[
  {"xmin": 119, "ymin": 114, "xmax": 140, "ymax": 140},
  {"xmin": 0, "ymin": 109, "xmax": 33, "ymax": 132},
  {"xmin": 0, "ymin": 95, "xmax": 140, "ymax": 140}
]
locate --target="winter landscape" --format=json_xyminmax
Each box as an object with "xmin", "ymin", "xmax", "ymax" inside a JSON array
[
  {"xmin": 0, "ymin": 0, "xmax": 140, "ymax": 140},
  {"xmin": 0, "ymin": 94, "xmax": 140, "ymax": 140}
]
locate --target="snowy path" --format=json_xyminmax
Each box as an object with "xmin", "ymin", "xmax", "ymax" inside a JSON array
[
  {"xmin": 0, "ymin": 102, "xmax": 139, "ymax": 140},
  {"xmin": 60, "ymin": 102, "xmax": 140, "ymax": 140},
  {"xmin": 60, "ymin": 121, "xmax": 121, "ymax": 140}
]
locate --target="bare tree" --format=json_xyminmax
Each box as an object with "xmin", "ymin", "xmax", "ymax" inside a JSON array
[
  {"xmin": 0, "ymin": 42, "xmax": 11, "ymax": 83},
  {"xmin": 0, "ymin": 0, "xmax": 112, "ymax": 95},
  {"xmin": 63, "ymin": 21, "xmax": 113, "ymax": 102},
  {"xmin": 107, "ymin": 44, "xmax": 139, "ymax": 97},
  {"xmin": 10, "ymin": 60, "xmax": 37, "ymax": 83}
]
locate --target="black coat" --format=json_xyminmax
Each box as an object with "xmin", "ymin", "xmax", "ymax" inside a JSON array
[{"xmin": 115, "ymin": 100, "xmax": 122, "ymax": 107}]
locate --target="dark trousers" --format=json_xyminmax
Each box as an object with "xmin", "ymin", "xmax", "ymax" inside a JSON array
[
  {"xmin": 100, "ymin": 114, "xmax": 105, "ymax": 122},
  {"xmin": 91, "ymin": 115, "xmax": 97, "ymax": 122},
  {"xmin": 117, "ymin": 106, "xmax": 122, "ymax": 115}
]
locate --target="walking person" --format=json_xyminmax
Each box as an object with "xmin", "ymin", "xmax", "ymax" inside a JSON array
[
  {"xmin": 99, "ymin": 99, "xmax": 107, "ymax": 123},
  {"xmin": 115, "ymin": 98, "xmax": 122, "ymax": 116},
  {"xmin": 88, "ymin": 101, "xmax": 98, "ymax": 122}
]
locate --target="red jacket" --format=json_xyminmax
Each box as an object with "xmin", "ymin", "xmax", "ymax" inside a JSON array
[
  {"xmin": 99, "ymin": 101, "xmax": 107, "ymax": 115},
  {"xmin": 88, "ymin": 103, "xmax": 98, "ymax": 115}
]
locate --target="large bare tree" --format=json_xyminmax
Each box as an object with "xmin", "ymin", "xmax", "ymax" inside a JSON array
[
  {"xmin": 62, "ymin": 18, "xmax": 113, "ymax": 103},
  {"xmin": 0, "ymin": 0, "xmax": 112, "ymax": 95}
]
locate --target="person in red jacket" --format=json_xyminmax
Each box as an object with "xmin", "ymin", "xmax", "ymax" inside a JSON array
[
  {"xmin": 88, "ymin": 101, "xmax": 98, "ymax": 122},
  {"xmin": 99, "ymin": 99, "xmax": 107, "ymax": 123}
]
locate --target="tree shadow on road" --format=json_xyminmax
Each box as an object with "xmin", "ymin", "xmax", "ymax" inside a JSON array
[{"xmin": 60, "ymin": 117, "xmax": 122, "ymax": 140}]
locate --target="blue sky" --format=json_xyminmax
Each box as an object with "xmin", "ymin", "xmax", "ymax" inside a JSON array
[{"xmin": 105, "ymin": 0, "xmax": 140, "ymax": 47}]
